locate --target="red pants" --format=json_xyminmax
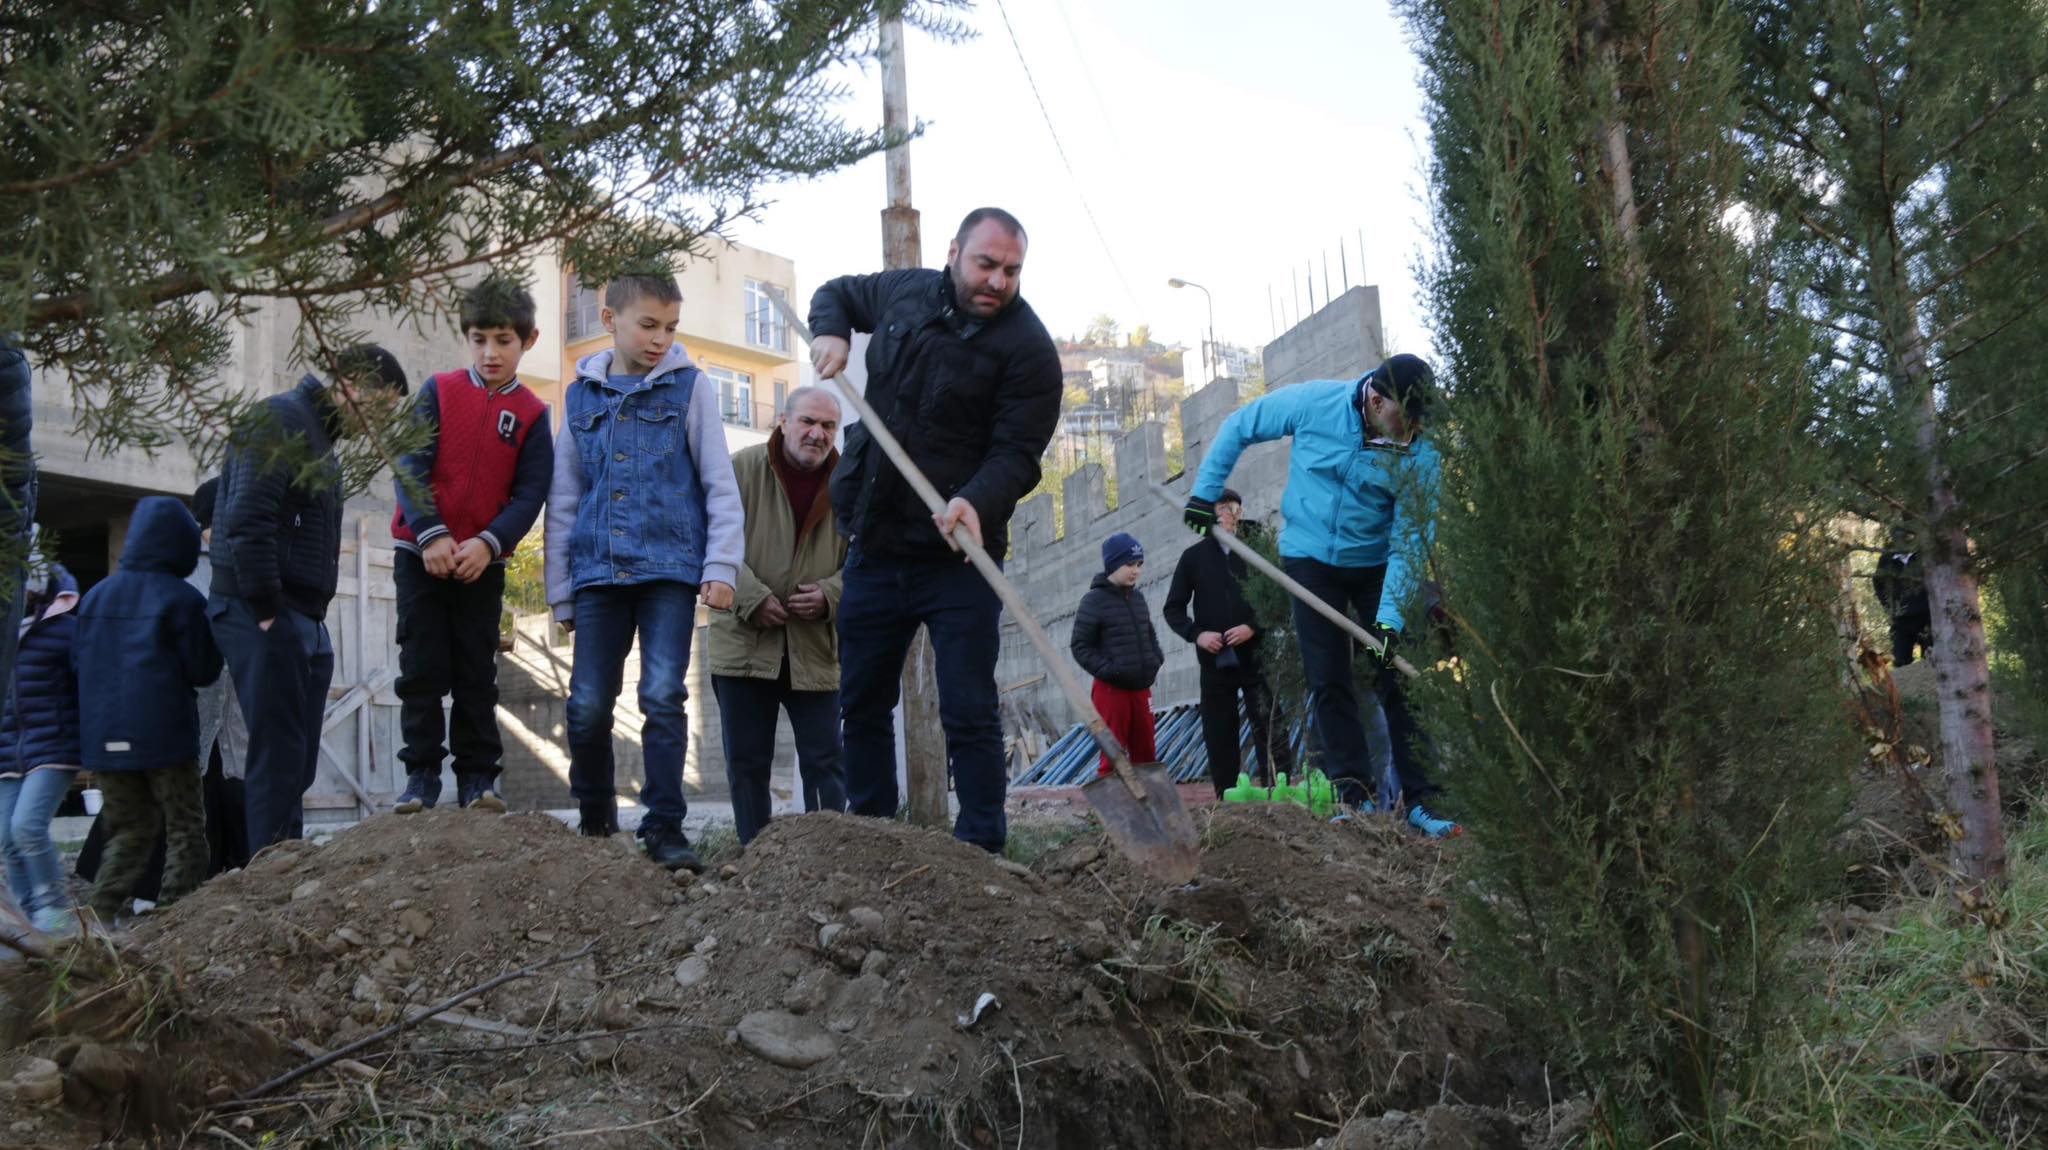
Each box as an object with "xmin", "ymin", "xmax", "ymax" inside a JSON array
[{"xmin": 1092, "ymin": 681, "xmax": 1157, "ymax": 777}]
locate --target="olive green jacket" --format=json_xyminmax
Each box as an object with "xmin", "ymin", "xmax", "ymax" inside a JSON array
[{"xmin": 707, "ymin": 433, "xmax": 846, "ymax": 691}]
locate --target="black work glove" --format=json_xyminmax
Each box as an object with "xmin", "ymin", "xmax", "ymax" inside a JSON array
[
  {"xmin": 1362, "ymin": 622, "xmax": 1400, "ymax": 671},
  {"xmin": 1183, "ymin": 495, "xmax": 1216, "ymax": 535}
]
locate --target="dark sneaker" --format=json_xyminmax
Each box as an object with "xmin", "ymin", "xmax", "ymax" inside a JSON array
[
  {"xmin": 578, "ymin": 800, "xmax": 619, "ymax": 838},
  {"xmin": 394, "ymin": 771, "xmax": 441, "ymax": 814},
  {"xmin": 637, "ymin": 822, "xmax": 703, "ymax": 873},
  {"xmin": 457, "ymin": 772, "xmax": 506, "ymax": 813}
]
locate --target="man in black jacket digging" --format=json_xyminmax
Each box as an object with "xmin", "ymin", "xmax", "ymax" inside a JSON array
[
  {"xmin": 1163, "ymin": 489, "xmax": 1296, "ymax": 797},
  {"xmin": 210, "ymin": 346, "xmax": 407, "ymax": 849},
  {"xmin": 807, "ymin": 207, "xmax": 1062, "ymax": 852}
]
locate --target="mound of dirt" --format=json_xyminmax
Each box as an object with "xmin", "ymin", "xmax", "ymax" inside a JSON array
[{"xmin": 5, "ymin": 804, "xmax": 1548, "ymax": 1148}]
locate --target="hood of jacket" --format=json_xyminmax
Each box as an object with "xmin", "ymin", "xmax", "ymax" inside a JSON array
[
  {"xmin": 574, "ymin": 343, "xmax": 699, "ymax": 388},
  {"xmin": 294, "ymin": 374, "xmax": 347, "ymax": 442},
  {"xmin": 120, "ymin": 496, "xmax": 202, "ymax": 578}
]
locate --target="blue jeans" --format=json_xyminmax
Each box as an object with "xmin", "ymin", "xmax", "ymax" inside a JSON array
[
  {"xmin": 1282, "ymin": 557, "xmax": 1436, "ymax": 810},
  {"xmin": 210, "ymin": 596, "xmax": 335, "ymax": 849},
  {"xmin": 836, "ymin": 553, "xmax": 1007, "ymax": 851},
  {"xmin": 0, "ymin": 767, "xmax": 74, "ymax": 924},
  {"xmin": 566, "ymin": 581, "xmax": 697, "ymax": 828}
]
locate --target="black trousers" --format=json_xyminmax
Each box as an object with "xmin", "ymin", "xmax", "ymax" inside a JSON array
[
  {"xmin": 394, "ymin": 549, "xmax": 507, "ymax": 778},
  {"xmin": 211, "ymin": 595, "xmax": 334, "ymax": 849},
  {"xmin": 1282, "ymin": 556, "xmax": 1436, "ymax": 810},
  {"xmin": 711, "ymin": 657, "xmax": 847, "ymax": 846},
  {"xmin": 1198, "ymin": 668, "xmax": 1296, "ymax": 798}
]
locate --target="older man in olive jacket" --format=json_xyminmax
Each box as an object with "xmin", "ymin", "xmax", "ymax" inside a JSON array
[{"xmin": 708, "ymin": 387, "xmax": 850, "ymax": 844}]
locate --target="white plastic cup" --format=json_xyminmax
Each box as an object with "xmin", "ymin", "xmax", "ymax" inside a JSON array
[{"xmin": 82, "ymin": 788, "xmax": 103, "ymax": 816}]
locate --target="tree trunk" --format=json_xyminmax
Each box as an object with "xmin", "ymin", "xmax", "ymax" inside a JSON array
[{"xmin": 1898, "ymin": 308, "xmax": 2007, "ymax": 888}]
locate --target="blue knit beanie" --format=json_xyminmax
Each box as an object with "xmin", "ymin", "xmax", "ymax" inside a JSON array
[{"xmin": 1102, "ymin": 532, "xmax": 1144, "ymax": 574}]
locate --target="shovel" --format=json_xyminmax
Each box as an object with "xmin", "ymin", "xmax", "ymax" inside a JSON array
[
  {"xmin": 1147, "ymin": 482, "xmax": 1421, "ymax": 680},
  {"xmin": 766, "ymin": 290, "xmax": 1202, "ymax": 885}
]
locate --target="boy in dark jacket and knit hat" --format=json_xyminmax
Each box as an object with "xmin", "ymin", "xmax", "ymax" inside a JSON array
[
  {"xmin": 1070, "ymin": 532, "xmax": 1165, "ymax": 777},
  {"xmin": 0, "ymin": 544, "xmax": 83, "ymax": 934},
  {"xmin": 76, "ymin": 497, "xmax": 223, "ymax": 925}
]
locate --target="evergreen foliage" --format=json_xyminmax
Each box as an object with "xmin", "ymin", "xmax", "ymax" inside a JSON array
[
  {"xmin": 1737, "ymin": 0, "xmax": 2048, "ymax": 886},
  {"xmin": 0, "ymin": 0, "xmax": 960, "ymax": 464},
  {"xmin": 1399, "ymin": 0, "xmax": 1855, "ymax": 1136}
]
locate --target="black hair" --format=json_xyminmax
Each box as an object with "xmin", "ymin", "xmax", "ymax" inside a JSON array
[
  {"xmin": 461, "ymin": 276, "xmax": 538, "ymax": 340},
  {"xmin": 1364, "ymin": 353, "xmax": 1435, "ymax": 423},
  {"xmin": 329, "ymin": 344, "xmax": 409, "ymax": 396},
  {"xmin": 954, "ymin": 207, "xmax": 1027, "ymax": 248},
  {"xmin": 604, "ymin": 274, "xmax": 683, "ymax": 311}
]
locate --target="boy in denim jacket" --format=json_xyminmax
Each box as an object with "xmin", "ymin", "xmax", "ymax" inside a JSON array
[{"xmin": 544, "ymin": 275, "xmax": 743, "ymax": 872}]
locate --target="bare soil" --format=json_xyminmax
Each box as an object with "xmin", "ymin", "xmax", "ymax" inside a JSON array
[{"xmin": 0, "ymin": 804, "xmax": 1558, "ymax": 1148}]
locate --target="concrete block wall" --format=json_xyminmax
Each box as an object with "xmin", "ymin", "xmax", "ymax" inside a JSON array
[
  {"xmin": 1262, "ymin": 285, "xmax": 1384, "ymax": 389},
  {"xmin": 996, "ymin": 378, "xmax": 1296, "ymax": 737}
]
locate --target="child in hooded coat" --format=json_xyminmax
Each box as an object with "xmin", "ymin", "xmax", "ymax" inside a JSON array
[{"xmin": 74, "ymin": 497, "xmax": 222, "ymax": 925}]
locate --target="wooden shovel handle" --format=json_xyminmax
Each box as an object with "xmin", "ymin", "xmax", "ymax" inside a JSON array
[
  {"xmin": 767, "ymin": 289, "xmax": 1150, "ymax": 802},
  {"xmin": 1148, "ymin": 483, "xmax": 1421, "ymax": 680}
]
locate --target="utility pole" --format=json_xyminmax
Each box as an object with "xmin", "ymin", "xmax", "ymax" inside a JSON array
[{"xmin": 879, "ymin": 11, "xmax": 948, "ymax": 830}]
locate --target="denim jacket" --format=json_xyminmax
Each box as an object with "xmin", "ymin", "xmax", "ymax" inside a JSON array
[{"xmin": 543, "ymin": 345, "xmax": 745, "ymax": 623}]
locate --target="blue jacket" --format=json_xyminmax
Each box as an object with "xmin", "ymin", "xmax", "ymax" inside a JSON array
[
  {"xmin": 542, "ymin": 345, "xmax": 746, "ymax": 623},
  {"xmin": 74, "ymin": 498, "xmax": 224, "ymax": 771},
  {"xmin": 1194, "ymin": 378, "xmax": 1441, "ymax": 632},
  {"xmin": 1, "ymin": 566, "xmax": 81, "ymax": 773}
]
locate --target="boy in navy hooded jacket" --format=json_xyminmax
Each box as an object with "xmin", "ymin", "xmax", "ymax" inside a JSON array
[{"xmin": 74, "ymin": 497, "xmax": 222, "ymax": 925}]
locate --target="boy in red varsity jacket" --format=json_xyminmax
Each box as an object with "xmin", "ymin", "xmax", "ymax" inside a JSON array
[{"xmin": 390, "ymin": 278, "xmax": 554, "ymax": 813}]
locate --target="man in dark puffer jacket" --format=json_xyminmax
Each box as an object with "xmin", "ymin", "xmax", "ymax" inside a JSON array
[
  {"xmin": 1069, "ymin": 532, "xmax": 1165, "ymax": 778},
  {"xmin": 807, "ymin": 207, "xmax": 1062, "ymax": 852},
  {"xmin": 210, "ymin": 345, "xmax": 407, "ymax": 849}
]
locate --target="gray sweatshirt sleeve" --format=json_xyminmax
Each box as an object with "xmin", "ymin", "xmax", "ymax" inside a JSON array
[
  {"xmin": 685, "ymin": 388, "xmax": 746, "ymax": 589},
  {"xmin": 543, "ymin": 416, "xmax": 583, "ymax": 622}
]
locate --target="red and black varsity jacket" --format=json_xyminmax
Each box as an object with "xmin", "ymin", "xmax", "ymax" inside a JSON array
[{"xmin": 391, "ymin": 369, "xmax": 553, "ymax": 560}]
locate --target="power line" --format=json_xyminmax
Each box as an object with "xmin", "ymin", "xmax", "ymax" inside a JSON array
[
  {"xmin": 990, "ymin": 0, "xmax": 1142, "ymax": 316},
  {"xmin": 1050, "ymin": 0, "xmax": 1124, "ymax": 155}
]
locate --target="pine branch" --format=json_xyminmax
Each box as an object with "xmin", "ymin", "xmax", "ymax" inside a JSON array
[
  {"xmin": 1916, "ymin": 68, "xmax": 2048, "ymax": 182},
  {"xmin": 1925, "ymin": 281, "xmax": 2048, "ymax": 358},
  {"xmin": 1912, "ymin": 218, "xmax": 2042, "ymax": 307}
]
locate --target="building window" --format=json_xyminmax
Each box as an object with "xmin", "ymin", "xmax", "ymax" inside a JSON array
[
  {"xmin": 744, "ymin": 279, "xmax": 790, "ymax": 353},
  {"xmin": 566, "ymin": 283, "xmax": 603, "ymax": 342},
  {"xmin": 707, "ymin": 364, "xmax": 754, "ymax": 428},
  {"xmin": 773, "ymin": 380, "xmax": 788, "ymax": 414}
]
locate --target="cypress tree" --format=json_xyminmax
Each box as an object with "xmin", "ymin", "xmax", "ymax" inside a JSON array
[
  {"xmin": 1738, "ymin": 0, "xmax": 2048, "ymax": 890},
  {"xmin": 1399, "ymin": 0, "xmax": 1853, "ymax": 1135}
]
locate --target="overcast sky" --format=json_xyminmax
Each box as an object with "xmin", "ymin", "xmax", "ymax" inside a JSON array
[{"xmin": 729, "ymin": 0, "xmax": 1436, "ymax": 361}]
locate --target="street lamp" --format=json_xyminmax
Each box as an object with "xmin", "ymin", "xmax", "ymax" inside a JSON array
[{"xmin": 1167, "ymin": 277, "xmax": 1217, "ymax": 387}]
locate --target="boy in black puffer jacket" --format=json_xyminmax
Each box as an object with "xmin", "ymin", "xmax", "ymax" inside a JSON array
[{"xmin": 1069, "ymin": 532, "xmax": 1165, "ymax": 777}]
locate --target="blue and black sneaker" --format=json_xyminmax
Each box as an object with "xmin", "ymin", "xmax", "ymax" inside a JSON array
[
  {"xmin": 1406, "ymin": 804, "xmax": 1462, "ymax": 839},
  {"xmin": 393, "ymin": 771, "xmax": 440, "ymax": 814}
]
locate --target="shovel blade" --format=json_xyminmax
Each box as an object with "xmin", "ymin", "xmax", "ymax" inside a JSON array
[{"xmin": 1080, "ymin": 764, "xmax": 1202, "ymax": 885}]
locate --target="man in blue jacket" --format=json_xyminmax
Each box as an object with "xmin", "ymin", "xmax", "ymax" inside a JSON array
[
  {"xmin": 211, "ymin": 345, "xmax": 407, "ymax": 849},
  {"xmin": 1184, "ymin": 354, "xmax": 1457, "ymax": 836},
  {"xmin": 75, "ymin": 498, "xmax": 223, "ymax": 924}
]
